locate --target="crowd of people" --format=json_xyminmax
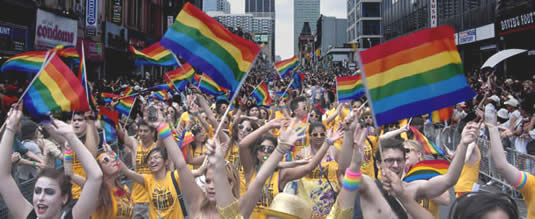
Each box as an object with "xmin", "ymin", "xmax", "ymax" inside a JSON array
[{"xmin": 0, "ymin": 68, "xmax": 533, "ymax": 219}]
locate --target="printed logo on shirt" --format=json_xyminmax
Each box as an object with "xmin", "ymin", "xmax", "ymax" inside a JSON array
[
  {"xmin": 136, "ymin": 150, "xmax": 151, "ymax": 174},
  {"xmin": 151, "ymin": 187, "xmax": 175, "ymax": 210}
]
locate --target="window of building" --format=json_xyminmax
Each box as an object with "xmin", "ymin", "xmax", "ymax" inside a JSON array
[
  {"xmin": 362, "ymin": 20, "xmax": 380, "ymax": 35},
  {"xmin": 362, "ymin": 2, "xmax": 380, "ymax": 17},
  {"xmin": 128, "ymin": 0, "xmax": 142, "ymax": 29}
]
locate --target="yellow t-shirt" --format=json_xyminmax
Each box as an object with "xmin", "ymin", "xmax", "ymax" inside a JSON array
[
  {"xmin": 361, "ymin": 137, "xmax": 376, "ymax": 179},
  {"xmin": 132, "ymin": 142, "xmax": 156, "ymax": 203},
  {"xmin": 143, "ymin": 170, "xmax": 185, "ymax": 219},
  {"xmin": 187, "ymin": 143, "xmax": 206, "ymax": 170},
  {"xmin": 225, "ymin": 142, "xmax": 240, "ymax": 168},
  {"xmin": 71, "ymin": 152, "xmax": 86, "ymax": 200},
  {"xmin": 91, "ymin": 185, "xmax": 134, "ymax": 219},
  {"xmin": 517, "ymin": 172, "xmax": 535, "ymax": 219},
  {"xmin": 454, "ymin": 146, "xmax": 480, "ymax": 193},
  {"xmin": 248, "ymin": 171, "xmax": 280, "ymax": 219},
  {"xmin": 421, "ymin": 199, "xmax": 440, "ymax": 219}
]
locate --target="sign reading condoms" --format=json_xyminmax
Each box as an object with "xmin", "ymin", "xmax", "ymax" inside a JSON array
[{"xmin": 35, "ymin": 9, "xmax": 77, "ymax": 50}]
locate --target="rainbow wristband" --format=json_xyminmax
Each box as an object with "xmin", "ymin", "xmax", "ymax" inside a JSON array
[
  {"xmin": 513, "ymin": 171, "xmax": 528, "ymax": 190},
  {"xmin": 64, "ymin": 149, "xmax": 73, "ymax": 161},
  {"xmin": 342, "ymin": 168, "xmax": 361, "ymax": 191},
  {"xmin": 157, "ymin": 123, "xmax": 172, "ymax": 139}
]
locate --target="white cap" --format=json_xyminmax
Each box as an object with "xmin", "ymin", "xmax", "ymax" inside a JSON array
[
  {"xmin": 497, "ymin": 108, "xmax": 509, "ymax": 120},
  {"xmin": 504, "ymin": 98, "xmax": 519, "ymax": 107},
  {"xmin": 489, "ymin": 95, "xmax": 500, "ymax": 102},
  {"xmin": 134, "ymin": 85, "xmax": 141, "ymax": 91}
]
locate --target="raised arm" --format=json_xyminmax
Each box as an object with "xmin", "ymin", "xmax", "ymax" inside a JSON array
[
  {"xmin": 239, "ymin": 119, "xmax": 304, "ymax": 217},
  {"xmin": 117, "ymin": 124, "xmax": 138, "ymax": 152},
  {"xmin": 0, "ymin": 104, "xmax": 33, "ymax": 219},
  {"xmin": 379, "ymin": 124, "xmax": 409, "ymax": 141},
  {"xmin": 195, "ymin": 93, "xmax": 219, "ymax": 129},
  {"xmin": 334, "ymin": 136, "xmax": 363, "ymax": 210},
  {"xmin": 207, "ymin": 137, "xmax": 235, "ymax": 209},
  {"xmin": 45, "ymin": 119, "xmax": 103, "ymax": 219},
  {"xmin": 84, "ymin": 112, "xmax": 98, "ymax": 156},
  {"xmin": 337, "ymin": 114, "xmax": 360, "ymax": 175},
  {"xmin": 415, "ymin": 122, "xmax": 478, "ymax": 200},
  {"xmin": 119, "ymin": 161, "xmax": 145, "ymax": 184}
]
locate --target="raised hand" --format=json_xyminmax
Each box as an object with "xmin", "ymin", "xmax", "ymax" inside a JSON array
[
  {"xmin": 327, "ymin": 127, "xmax": 344, "ymax": 142},
  {"xmin": 382, "ymin": 168, "xmax": 405, "ymax": 197},
  {"xmin": 267, "ymin": 118, "xmax": 287, "ymax": 129},
  {"xmin": 45, "ymin": 119, "xmax": 75, "ymax": 136},
  {"xmin": 484, "ymin": 108, "xmax": 498, "ymax": 126},
  {"xmin": 278, "ymin": 118, "xmax": 306, "ymax": 152},
  {"xmin": 5, "ymin": 103, "xmax": 23, "ymax": 130},
  {"xmin": 461, "ymin": 122, "xmax": 478, "ymax": 146}
]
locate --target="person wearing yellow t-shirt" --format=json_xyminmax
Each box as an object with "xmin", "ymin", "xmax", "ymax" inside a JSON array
[{"xmin": 487, "ymin": 112, "xmax": 535, "ymax": 219}]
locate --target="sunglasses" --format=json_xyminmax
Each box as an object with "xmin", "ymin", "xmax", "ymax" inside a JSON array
[
  {"xmin": 404, "ymin": 147, "xmax": 417, "ymax": 153},
  {"xmin": 311, "ymin": 132, "xmax": 326, "ymax": 137},
  {"xmin": 238, "ymin": 125, "xmax": 253, "ymax": 132},
  {"xmin": 257, "ymin": 145, "xmax": 275, "ymax": 153}
]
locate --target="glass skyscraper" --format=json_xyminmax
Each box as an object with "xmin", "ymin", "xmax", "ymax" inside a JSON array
[{"xmin": 294, "ymin": 0, "xmax": 320, "ymax": 55}]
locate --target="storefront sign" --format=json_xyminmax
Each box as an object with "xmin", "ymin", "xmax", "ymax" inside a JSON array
[
  {"xmin": 430, "ymin": 0, "xmax": 437, "ymax": 27},
  {"xmin": 0, "ymin": 23, "xmax": 29, "ymax": 52},
  {"xmin": 86, "ymin": 0, "xmax": 98, "ymax": 36},
  {"xmin": 112, "ymin": 0, "xmax": 122, "ymax": 24},
  {"xmin": 35, "ymin": 9, "xmax": 77, "ymax": 50},
  {"xmin": 128, "ymin": 29, "xmax": 147, "ymax": 48},
  {"xmin": 105, "ymin": 22, "xmax": 128, "ymax": 51},
  {"xmin": 498, "ymin": 11, "xmax": 535, "ymax": 35},
  {"xmin": 77, "ymin": 38, "xmax": 104, "ymax": 61},
  {"xmin": 458, "ymin": 29, "xmax": 476, "ymax": 45}
]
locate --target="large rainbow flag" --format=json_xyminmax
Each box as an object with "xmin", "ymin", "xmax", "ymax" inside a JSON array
[
  {"xmin": 0, "ymin": 51, "xmax": 47, "ymax": 73},
  {"xmin": 336, "ymin": 74, "xmax": 365, "ymax": 103},
  {"xmin": 164, "ymin": 63, "xmax": 195, "ymax": 91},
  {"xmin": 199, "ymin": 73, "xmax": 227, "ymax": 96},
  {"xmin": 403, "ymin": 159, "xmax": 450, "ymax": 182},
  {"xmin": 160, "ymin": 3, "xmax": 261, "ymax": 93},
  {"xmin": 275, "ymin": 56, "xmax": 299, "ymax": 78},
  {"xmin": 129, "ymin": 42, "xmax": 178, "ymax": 66},
  {"xmin": 23, "ymin": 54, "xmax": 89, "ymax": 120},
  {"xmin": 252, "ymin": 81, "xmax": 272, "ymax": 106},
  {"xmin": 410, "ymin": 126, "xmax": 444, "ymax": 155},
  {"xmin": 358, "ymin": 26, "xmax": 476, "ymax": 126}
]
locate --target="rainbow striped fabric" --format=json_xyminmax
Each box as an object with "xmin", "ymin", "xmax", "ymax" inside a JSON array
[
  {"xmin": 290, "ymin": 71, "xmax": 304, "ymax": 89},
  {"xmin": 154, "ymin": 90, "xmax": 168, "ymax": 101},
  {"xmin": 165, "ymin": 63, "xmax": 195, "ymax": 91},
  {"xmin": 192, "ymin": 74, "xmax": 202, "ymax": 87},
  {"xmin": 116, "ymin": 97, "xmax": 135, "ymax": 116},
  {"xmin": 57, "ymin": 46, "xmax": 80, "ymax": 61},
  {"xmin": 403, "ymin": 159, "xmax": 450, "ymax": 182},
  {"xmin": 122, "ymin": 86, "xmax": 133, "ymax": 97},
  {"xmin": 23, "ymin": 54, "xmax": 89, "ymax": 120},
  {"xmin": 0, "ymin": 51, "xmax": 47, "ymax": 73},
  {"xmin": 358, "ymin": 26, "xmax": 476, "ymax": 126},
  {"xmin": 252, "ymin": 81, "xmax": 272, "ymax": 106},
  {"xmin": 410, "ymin": 126, "xmax": 444, "ymax": 155},
  {"xmin": 160, "ymin": 3, "xmax": 261, "ymax": 93},
  {"xmin": 101, "ymin": 93, "xmax": 121, "ymax": 103},
  {"xmin": 336, "ymin": 74, "xmax": 365, "ymax": 103},
  {"xmin": 199, "ymin": 73, "xmax": 227, "ymax": 96},
  {"xmin": 129, "ymin": 42, "xmax": 178, "ymax": 66},
  {"xmin": 275, "ymin": 56, "xmax": 299, "ymax": 78},
  {"xmin": 98, "ymin": 106, "xmax": 119, "ymax": 143},
  {"xmin": 430, "ymin": 106, "xmax": 453, "ymax": 123}
]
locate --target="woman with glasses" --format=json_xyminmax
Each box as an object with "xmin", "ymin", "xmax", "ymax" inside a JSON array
[{"xmin": 238, "ymin": 119, "xmax": 343, "ymax": 218}]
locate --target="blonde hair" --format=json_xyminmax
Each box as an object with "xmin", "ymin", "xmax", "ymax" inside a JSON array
[{"xmin": 403, "ymin": 140, "xmax": 423, "ymax": 154}]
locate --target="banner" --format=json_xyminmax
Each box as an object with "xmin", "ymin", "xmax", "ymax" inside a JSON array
[
  {"xmin": 35, "ymin": 9, "xmax": 78, "ymax": 50},
  {"xmin": 430, "ymin": 0, "xmax": 437, "ymax": 27},
  {"xmin": 86, "ymin": 0, "xmax": 98, "ymax": 36}
]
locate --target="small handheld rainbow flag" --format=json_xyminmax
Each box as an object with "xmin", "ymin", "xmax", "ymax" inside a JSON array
[
  {"xmin": 275, "ymin": 56, "xmax": 299, "ymax": 78},
  {"xmin": 98, "ymin": 106, "xmax": 119, "ymax": 143},
  {"xmin": 122, "ymin": 86, "xmax": 133, "ymax": 97},
  {"xmin": 23, "ymin": 54, "xmax": 89, "ymax": 120},
  {"xmin": 410, "ymin": 126, "xmax": 444, "ymax": 155},
  {"xmin": 358, "ymin": 26, "xmax": 476, "ymax": 126},
  {"xmin": 430, "ymin": 106, "xmax": 453, "ymax": 123},
  {"xmin": 290, "ymin": 71, "xmax": 304, "ymax": 89},
  {"xmin": 129, "ymin": 42, "xmax": 179, "ymax": 66},
  {"xmin": 336, "ymin": 74, "xmax": 365, "ymax": 103},
  {"xmin": 0, "ymin": 51, "xmax": 47, "ymax": 73},
  {"xmin": 101, "ymin": 93, "xmax": 121, "ymax": 103},
  {"xmin": 165, "ymin": 63, "xmax": 195, "ymax": 91},
  {"xmin": 199, "ymin": 73, "xmax": 227, "ymax": 96},
  {"xmin": 252, "ymin": 81, "xmax": 272, "ymax": 106},
  {"xmin": 154, "ymin": 90, "xmax": 168, "ymax": 101},
  {"xmin": 403, "ymin": 159, "xmax": 450, "ymax": 182},
  {"xmin": 116, "ymin": 96, "xmax": 135, "ymax": 116},
  {"xmin": 56, "ymin": 46, "xmax": 80, "ymax": 61}
]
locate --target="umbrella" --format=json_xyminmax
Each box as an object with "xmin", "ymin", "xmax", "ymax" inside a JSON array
[{"xmin": 481, "ymin": 49, "xmax": 527, "ymax": 69}]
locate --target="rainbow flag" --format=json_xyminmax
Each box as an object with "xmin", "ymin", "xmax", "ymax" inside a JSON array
[
  {"xmin": 98, "ymin": 106, "xmax": 119, "ymax": 143},
  {"xmin": 358, "ymin": 26, "xmax": 476, "ymax": 126},
  {"xmin": 101, "ymin": 93, "xmax": 121, "ymax": 103},
  {"xmin": 430, "ymin": 106, "xmax": 453, "ymax": 123},
  {"xmin": 165, "ymin": 63, "xmax": 195, "ymax": 91},
  {"xmin": 116, "ymin": 96, "xmax": 135, "ymax": 116},
  {"xmin": 160, "ymin": 2, "xmax": 262, "ymax": 93},
  {"xmin": 199, "ymin": 73, "xmax": 227, "ymax": 96},
  {"xmin": 410, "ymin": 126, "xmax": 444, "ymax": 155},
  {"xmin": 122, "ymin": 86, "xmax": 133, "ymax": 97},
  {"xmin": 154, "ymin": 90, "xmax": 168, "ymax": 101},
  {"xmin": 403, "ymin": 159, "xmax": 450, "ymax": 182},
  {"xmin": 275, "ymin": 56, "xmax": 299, "ymax": 78},
  {"xmin": 252, "ymin": 81, "xmax": 272, "ymax": 106},
  {"xmin": 130, "ymin": 42, "xmax": 178, "ymax": 66},
  {"xmin": 57, "ymin": 46, "xmax": 80, "ymax": 61},
  {"xmin": 23, "ymin": 54, "xmax": 89, "ymax": 120},
  {"xmin": 79, "ymin": 45, "xmax": 97, "ymax": 113},
  {"xmin": 192, "ymin": 74, "xmax": 202, "ymax": 87},
  {"xmin": 290, "ymin": 71, "xmax": 304, "ymax": 89},
  {"xmin": 336, "ymin": 74, "xmax": 365, "ymax": 103},
  {"xmin": 0, "ymin": 51, "xmax": 47, "ymax": 73}
]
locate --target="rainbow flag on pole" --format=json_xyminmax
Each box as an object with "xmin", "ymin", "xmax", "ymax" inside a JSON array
[
  {"xmin": 160, "ymin": 2, "xmax": 261, "ymax": 93},
  {"xmin": 358, "ymin": 26, "xmax": 476, "ymax": 126},
  {"xmin": 275, "ymin": 56, "xmax": 299, "ymax": 78},
  {"xmin": 101, "ymin": 93, "xmax": 121, "ymax": 103},
  {"xmin": 129, "ymin": 42, "xmax": 178, "ymax": 66},
  {"xmin": 116, "ymin": 97, "xmax": 135, "ymax": 116},
  {"xmin": 98, "ymin": 106, "xmax": 119, "ymax": 143},
  {"xmin": 336, "ymin": 74, "xmax": 365, "ymax": 103},
  {"xmin": 79, "ymin": 44, "xmax": 97, "ymax": 113},
  {"xmin": 199, "ymin": 73, "xmax": 227, "ymax": 96},
  {"xmin": 164, "ymin": 63, "xmax": 195, "ymax": 91},
  {"xmin": 410, "ymin": 126, "xmax": 444, "ymax": 155},
  {"xmin": 57, "ymin": 46, "xmax": 80, "ymax": 60},
  {"xmin": 403, "ymin": 159, "xmax": 450, "ymax": 182},
  {"xmin": 0, "ymin": 51, "xmax": 47, "ymax": 73},
  {"xmin": 290, "ymin": 71, "xmax": 304, "ymax": 89},
  {"xmin": 154, "ymin": 90, "xmax": 168, "ymax": 101},
  {"xmin": 23, "ymin": 54, "xmax": 89, "ymax": 120},
  {"xmin": 252, "ymin": 81, "xmax": 272, "ymax": 106}
]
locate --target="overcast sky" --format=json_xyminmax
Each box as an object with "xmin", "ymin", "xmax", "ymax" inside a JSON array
[{"xmin": 227, "ymin": 0, "xmax": 347, "ymax": 60}]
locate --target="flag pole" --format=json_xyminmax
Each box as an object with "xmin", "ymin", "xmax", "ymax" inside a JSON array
[{"xmin": 124, "ymin": 96, "xmax": 137, "ymax": 126}]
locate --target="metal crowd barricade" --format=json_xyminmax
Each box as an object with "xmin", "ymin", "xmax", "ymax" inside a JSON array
[{"xmin": 0, "ymin": 178, "xmax": 36, "ymax": 218}]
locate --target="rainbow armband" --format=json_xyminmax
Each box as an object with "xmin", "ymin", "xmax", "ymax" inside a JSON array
[
  {"xmin": 157, "ymin": 123, "xmax": 172, "ymax": 139},
  {"xmin": 513, "ymin": 171, "xmax": 528, "ymax": 190},
  {"xmin": 342, "ymin": 168, "xmax": 361, "ymax": 191}
]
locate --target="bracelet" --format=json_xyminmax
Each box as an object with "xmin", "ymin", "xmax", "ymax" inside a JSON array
[
  {"xmin": 32, "ymin": 161, "xmax": 36, "ymax": 168},
  {"xmin": 275, "ymin": 146, "xmax": 286, "ymax": 154},
  {"xmin": 325, "ymin": 138, "xmax": 334, "ymax": 145},
  {"xmin": 64, "ymin": 149, "xmax": 73, "ymax": 161},
  {"xmin": 342, "ymin": 168, "xmax": 361, "ymax": 191},
  {"xmin": 157, "ymin": 123, "xmax": 172, "ymax": 139}
]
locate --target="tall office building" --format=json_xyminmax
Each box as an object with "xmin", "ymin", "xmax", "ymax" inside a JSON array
[
  {"xmin": 245, "ymin": 0, "xmax": 275, "ymax": 18},
  {"xmin": 294, "ymin": 0, "xmax": 320, "ymax": 55},
  {"xmin": 245, "ymin": 0, "xmax": 276, "ymax": 61},
  {"xmin": 346, "ymin": 0, "xmax": 381, "ymax": 51},
  {"xmin": 203, "ymin": 0, "xmax": 230, "ymax": 13}
]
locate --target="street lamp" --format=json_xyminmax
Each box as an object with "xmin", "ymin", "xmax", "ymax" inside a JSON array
[{"xmin": 367, "ymin": 38, "xmax": 372, "ymax": 48}]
